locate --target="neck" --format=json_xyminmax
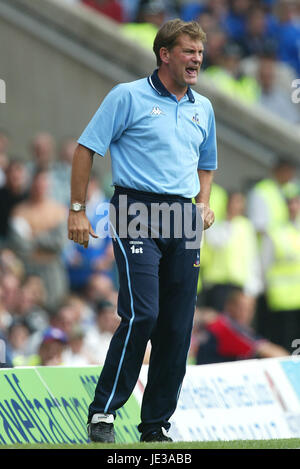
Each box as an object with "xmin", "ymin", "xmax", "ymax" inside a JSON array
[{"xmin": 157, "ymin": 68, "xmax": 188, "ymax": 101}]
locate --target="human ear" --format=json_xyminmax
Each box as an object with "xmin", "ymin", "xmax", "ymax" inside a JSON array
[{"xmin": 159, "ymin": 47, "xmax": 170, "ymax": 64}]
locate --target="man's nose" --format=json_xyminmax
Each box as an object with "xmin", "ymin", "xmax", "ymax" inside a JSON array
[{"xmin": 192, "ymin": 53, "xmax": 202, "ymax": 63}]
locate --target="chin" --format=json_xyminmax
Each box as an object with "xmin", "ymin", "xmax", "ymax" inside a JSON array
[
  {"xmin": 186, "ymin": 78, "xmax": 197, "ymax": 87},
  {"xmin": 184, "ymin": 74, "xmax": 198, "ymax": 86}
]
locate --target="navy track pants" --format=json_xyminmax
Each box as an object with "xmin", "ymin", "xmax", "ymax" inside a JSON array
[{"xmin": 88, "ymin": 187, "xmax": 201, "ymax": 436}]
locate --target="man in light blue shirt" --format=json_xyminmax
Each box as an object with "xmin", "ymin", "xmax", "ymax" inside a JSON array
[
  {"xmin": 68, "ymin": 18, "xmax": 217, "ymax": 443},
  {"xmin": 78, "ymin": 69, "xmax": 217, "ymax": 199}
]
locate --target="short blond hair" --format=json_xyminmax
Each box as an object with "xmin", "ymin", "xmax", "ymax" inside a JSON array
[{"xmin": 153, "ymin": 19, "xmax": 207, "ymax": 66}]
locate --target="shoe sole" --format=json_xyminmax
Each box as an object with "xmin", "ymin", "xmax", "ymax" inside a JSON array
[{"xmin": 87, "ymin": 424, "xmax": 115, "ymax": 443}]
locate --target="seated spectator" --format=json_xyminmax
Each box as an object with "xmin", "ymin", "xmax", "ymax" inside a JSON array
[
  {"xmin": 237, "ymin": 5, "xmax": 277, "ymax": 57},
  {"xmin": 81, "ymin": 0, "xmax": 124, "ymax": 23},
  {"xmin": 201, "ymin": 27, "xmax": 228, "ymax": 69},
  {"xmin": 274, "ymin": 0, "xmax": 300, "ymax": 76},
  {"xmin": 197, "ymin": 9, "xmax": 219, "ymax": 36},
  {"xmin": 83, "ymin": 299, "xmax": 120, "ymax": 364},
  {"xmin": 182, "ymin": 0, "xmax": 228, "ymax": 33},
  {"xmin": 224, "ymin": 0, "xmax": 251, "ymax": 41},
  {"xmin": 0, "ymin": 329, "xmax": 13, "ymax": 368},
  {"xmin": 51, "ymin": 303, "xmax": 82, "ymax": 339},
  {"xmin": 0, "ymin": 129, "xmax": 10, "ymax": 188},
  {"xmin": 206, "ymin": 0, "xmax": 229, "ymax": 25},
  {"xmin": 0, "ymin": 282, "xmax": 12, "ymax": 335},
  {"xmin": 15, "ymin": 275, "xmax": 49, "ymax": 333},
  {"xmin": 0, "ymin": 160, "xmax": 29, "ymax": 245},
  {"xmin": 256, "ymin": 49, "xmax": 300, "ymax": 124},
  {"xmin": 62, "ymin": 324, "xmax": 94, "ymax": 366},
  {"xmin": 27, "ymin": 132, "xmax": 56, "ymax": 184},
  {"xmin": 240, "ymin": 41, "xmax": 296, "ymax": 94},
  {"xmin": 84, "ymin": 272, "xmax": 118, "ymax": 308},
  {"xmin": 8, "ymin": 169, "xmax": 69, "ymax": 312},
  {"xmin": 121, "ymin": 0, "xmax": 166, "ymax": 49},
  {"xmin": 63, "ymin": 293, "xmax": 95, "ymax": 332},
  {"xmin": 0, "ymin": 248, "xmax": 25, "ymax": 284},
  {"xmin": 120, "ymin": 0, "xmax": 141, "ymax": 22},
  {"xmin": 28, "ymin": 327, "xmax": 68, "ymax": 366},
  {"xmin": 1, "ymin": 271, "xmax": 22, "ymax": 315},
  {"xmin": 135, "ymin": 0, "xmax": 166, "ymax": 25},
  {"xmin": 7, "ymin": 318, "xmax": 32, "ymax": 366},
  {"xmin": 180, "ymin": 1, "xmax": 206, "ymax": 22},
  {"xmin": 25, "ymin": 300, "xmax": 82, "ymax": 360},
  {"xmin": 194, "ymin": 289, "xmax": 289, "ymax": 365}
]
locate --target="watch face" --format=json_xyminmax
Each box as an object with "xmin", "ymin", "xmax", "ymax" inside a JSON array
[{"xmin": 72, "ymin": 203, "xmax": 82, "ymax": 211}]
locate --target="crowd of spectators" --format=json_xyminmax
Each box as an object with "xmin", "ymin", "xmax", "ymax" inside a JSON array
[
  {"xmin": 0, "ymin": 130, "xmax": 120, "ymax": 368},
  {"xmin": 63, "ymin": 0, "xmax": 300, "ymax": 124},
  {"xmin": 192, "ymin": 157, "xmax": 300, "ymax": 363},
  {"xmin": 0, "ymin": 128, "xmax": 299, "ymax": 369},
  {"xmin": 1, "ymin": 0, "xmax": 300, "ymax": 368}
]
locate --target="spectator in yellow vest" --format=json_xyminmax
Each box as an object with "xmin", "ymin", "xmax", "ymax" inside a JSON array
[
  {"xmin": 195, "ymin": 182, "xmax": 228, "ymax": 295},
  {"xmin": 121, "ymin": 0, "xmax": 166, "ymax": 50},
  {"xmin": 261, "ymin": 192, "xmax": 300, "ymax": 352},
  {"xmin": 200, "ymin": 191, "xmax": 263, "ymax": 311},
  {"xmin": 247, "ymin": 156, "xmax": 299, "ymax": 235},
  {"xmin": 209, "ymin": 182, "xmax": 228, "ymax": 223},
  {"xmin": 204, "ymin": 42, "xmax": 259, "ymax": 105}
]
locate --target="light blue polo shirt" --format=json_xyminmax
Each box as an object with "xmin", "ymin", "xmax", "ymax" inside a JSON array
[{"xmin": 78, "ymin": 69, "xmax": 217, "ymax": 198}]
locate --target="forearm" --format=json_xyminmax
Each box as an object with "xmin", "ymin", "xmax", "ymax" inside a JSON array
[
  {"xmin": 68, "ymin": 145, "xmax": 98, "ymax": 248},
  {"xmin": 70, "ymin": 144, "xmax": 94, "ymax": 205},
  {"xmin": 195, "ymin": 170, "xmax": 214, "ymax": 206},
  {"xmin": 256, "ymin": 341, "xmax": 289, "ymax": 358}
]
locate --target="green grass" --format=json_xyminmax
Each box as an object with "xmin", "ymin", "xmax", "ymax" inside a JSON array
[{"xmin": 2, "ymin": 439, "xmax": 300, "ymax": 449}]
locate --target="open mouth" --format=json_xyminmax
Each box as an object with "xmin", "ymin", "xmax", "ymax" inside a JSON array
[{"xmin": 185, "ymin": 67, "xmax": 198, "ymax": 77}]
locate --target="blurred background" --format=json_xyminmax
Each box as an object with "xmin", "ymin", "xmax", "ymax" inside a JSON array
[{"xmin": 0, "ymin": 0, "xmax": 300, "ymax": 368}]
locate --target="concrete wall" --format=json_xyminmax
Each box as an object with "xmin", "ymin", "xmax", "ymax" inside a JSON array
[{"xmin": 0, "ymin": 3, "xmax": 119, "ymax": 175}]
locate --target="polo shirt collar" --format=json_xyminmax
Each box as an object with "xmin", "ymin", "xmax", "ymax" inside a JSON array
[{"xmin": 148, "ymin": 69, "xmax": 195, "ymax": 103}]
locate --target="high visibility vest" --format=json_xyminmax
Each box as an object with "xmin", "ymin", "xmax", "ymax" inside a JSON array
[
  {"xmin": 121, "ymin": 23, "xmax": 158, "ymax": 50},
  {"xmin": 266, "ymin": 223, "xmax": 300, "ymax": 311},
  {"xmin": 253, "ymin": 179, "xmax": 290, "ymax": 230},
  {"xmin": 209, "ymin": 183, "xmax": 228, "ymax": 222},
  {"xmin": 194, "ymin": 183, "xmax": 228, "ymax": 293},
  {"xmin": 201, "ymin": 216, "xmax": 257, "ymax": 287},
  {"xmin": 192, "ymin": 183, "xmax": 228, "ymax": 221},
  {"xmin": 204, "ymin": 66, "xmax": 259, "ymax": 104}
]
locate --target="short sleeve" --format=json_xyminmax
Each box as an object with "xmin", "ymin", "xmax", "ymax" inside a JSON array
[
  {"xmin": 198, "ymin": 100, "xmax": 218, "ymax": 170},
  {"xmin": 77, "ymin": 84, "xmax": 132, "ymax": 157}
]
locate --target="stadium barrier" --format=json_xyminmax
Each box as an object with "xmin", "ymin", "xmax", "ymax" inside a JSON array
[
  {"xmin": 1, "ymin": 358, "xmax": 300, "ymax": 445},
  {"xmin": 0, "ymin": 366, "xmax": 140, "ymax": 445}
]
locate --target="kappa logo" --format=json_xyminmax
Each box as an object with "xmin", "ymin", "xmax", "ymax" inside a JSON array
[{"xmin": 150, "ymin": 105, "xmax": 164, "ymax": 116}]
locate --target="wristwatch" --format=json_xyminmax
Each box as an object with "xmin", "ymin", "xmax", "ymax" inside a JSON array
[{"xmin": 70, "ymin": 202, "xmax": 86, "ymax": 212}]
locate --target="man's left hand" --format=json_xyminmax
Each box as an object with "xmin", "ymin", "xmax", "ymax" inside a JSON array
[{"xmin": 196, "ymin": 203, "xmax": 215, "ymax": 230}]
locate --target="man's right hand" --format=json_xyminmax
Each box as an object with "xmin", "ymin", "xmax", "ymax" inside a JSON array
[{"xmin": 68, "ymin": 210, "xmax": 98, "ymax": 249}]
